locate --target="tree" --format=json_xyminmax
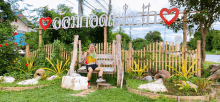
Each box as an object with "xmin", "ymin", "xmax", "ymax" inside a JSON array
[
  {"xmin": 167, "ymin": 0, "xmax": 220, "ymax": 67},
  {"xmin": 113, "ymin": 27, "xmax": 131, "ymax": 50},
  {"xmin": 145, "ymin": 31, "xmax": 163, "ymax": 42},
  {"xmin": 132, "ymin": 38, "xmax": 150, "ymax": 50}
]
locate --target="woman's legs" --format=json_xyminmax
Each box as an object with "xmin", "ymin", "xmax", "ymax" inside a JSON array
[
  {"xmin": 95, "ymin": 67, "xmax": 104, "ymax": 77},
  {"xmin": 87, "ymin": 67, "xmax": 93, "ymax": 81}
]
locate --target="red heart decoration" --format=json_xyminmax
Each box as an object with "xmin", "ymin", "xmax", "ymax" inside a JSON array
[
  {"xmin": 14, "ymin": 32, "xmax": 17, "ymax": 35},
  {"xmin": 160, "ymin": 8, "xmax": 179, "ymax": 26},
  {"xmin": 39, "ymin": 17, "xmax": 52, "ymax": 30}
]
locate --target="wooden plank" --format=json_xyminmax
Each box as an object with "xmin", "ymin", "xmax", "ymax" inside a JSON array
[
  {"xmin": 116, "ymin": 34, "xmax": 123, "ymax": 86},
  {"xmin": 78, "ymin": 40, "xmax": 82, "ymax": 68},
  {"xmin": 197, "ymin": 40, "xmax": 201, "ymax": 77},
  {"xmin": 112, "ymin": 40, "xmax": 116, "ymax": 73},
  {"xmin": 172, "ymin": 42, "xmax": 174, "ymax": 74},
  {"xmin": 67, "ymin": 35, "xmax": 79, "ymax": 76},
  {"xmin": 162, "ymin": 42, "xmax": 164, "ymax": 70},
  {"xmin": 97, "ymin": 60, "xmax": 114, "ymax": 65},
  {"xmin": 159, "ymin": 42, "xmax": 161, "ymax": 71}
]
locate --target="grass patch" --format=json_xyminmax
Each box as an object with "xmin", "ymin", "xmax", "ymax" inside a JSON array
[
  {"xmin": 0, "ymin": 79, "xmax": 60, "ymax": 87},
  {"xmin": 0, "ymin": 79, "xmax": 175, "ymax": 102},
  {"xmin": 205, "ymin": 51, "xmax": 220, "ymax": 55}
]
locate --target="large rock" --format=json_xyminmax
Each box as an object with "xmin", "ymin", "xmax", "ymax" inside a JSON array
[
  {"xmin": 61, "ymin": 76, "xmax": 88, "ymax": 90},
  {"xmin": 138, "ymin": 78, "xmax": 167, "ymax": 93},
  {"xmin": 34, "ymin": 68, "xmax": 46, "ymax": 78},
  {"xmin": 0, "ymin": 76, "xmax": 15, "ymax": 83},
  {"xmin": 208, "ymin": 69, "xmax": 220, "ymax": 81},
  {"xmin": 154, "ymin": 70, "xmax": 171, "ymax": 82},
  {"xmin": 46, "ymin": 75, "xmax": 58, "ymax": 80},
  {"xmin": 209, "ymin": 64, "xmax": 220, "ymax": 72},
  {"xmin": 17, "ymin": 76, "xmax": 41, "ymax": 85},
  {"xmin": 144, "ymin": 76, "xmax": 153, "ymax": 82}
]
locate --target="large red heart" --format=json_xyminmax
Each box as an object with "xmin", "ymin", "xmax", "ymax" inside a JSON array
[
  {"xmin": 160, "ymin": 8, "xmax": 179, "ymax": 26},
  {"xmin": 39, "ymin": 17, "xmax": 52, "ymax": 30}
]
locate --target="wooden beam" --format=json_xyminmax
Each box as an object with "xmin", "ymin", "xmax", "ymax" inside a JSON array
[
  {"xmin": 25, "ymin": 44, "xmax": 30, "ymax": 58},
  {"xmin": 183, "ymin": 10, "xmax": 187, "ymax": 47},
  {"xmin": 197, "ymin": 40, "xmax": 201, "ymax": 77},
  {"xmin": 67, "ymin": 35, "xmax": 79, "ymax": 76},
  {"xmin": 116, "ymin": 34, "xmax": 123, "ymax": 86}
]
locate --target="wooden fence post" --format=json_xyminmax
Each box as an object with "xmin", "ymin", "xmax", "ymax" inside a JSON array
[
  {"xmin": 197, "ymin": 40, "xmax": 201, "ymax": 77},
  {"xmin": 39, "ymin": 26, "xmax": 42, "ymax": 47},
  {"xmin": 78, "ymin": 40, "xmax": 82, "ymax": 69},
  {"xmin": 67, "ymin": 35, "xmax": 79, "ymax": 76},
  {"xmin": 25, "ymin": 44, "xmax": 30, "ymax": 58},
  {"xmin": 104, "ymin": 26, "xmax": 107, "ymax": 54},
  {"xmin": 127, "ymin": 42, "xmax": 132, "ymax": 73},
  {"xmin": 116, "ymin": 34, "xmax": 123, "ymax": 87}
]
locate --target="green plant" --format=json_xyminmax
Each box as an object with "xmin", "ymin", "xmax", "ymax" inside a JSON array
[
  {"xmin": 130, "ymin": 61, "xmax": 149, "ymax": 78},
  {"xmin": 11, "ymin": 57, "xmax": 36, "ymax": 74},
  {"xmin": 175, "ymin": 81, "xmax": 197, "ymax": 92},
  {"xmin": 193, "ymin": 77, "xmax": 213, "ymax": 90},
  {"xmin": 42, "ymin": 58, "xmax": 70, "ymax": 78},
  {"xmin": 167, "ymin": 60, "xmax": 201, "ymax": 80}
]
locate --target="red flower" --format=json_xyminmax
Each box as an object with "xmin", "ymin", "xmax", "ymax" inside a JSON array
[
  {"xmin": 14, "ymin": 32, "xmax": 17, "ymax": 35},
  {"xmin": 0, "ymin": 44, "xmax": 2, "ymax": 47},
  {"xmin": 25, "ymin": 64, "xmax": 28, "ymax": 67},
  {"xmin": 5, "ymin": 43, "xmax": 8, "ymax": 46},
  {"xmin": 13, "ymin": 42, "xmax": 15, "ymax": 45}
]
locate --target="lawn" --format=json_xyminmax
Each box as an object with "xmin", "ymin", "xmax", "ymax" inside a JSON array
[{"xmin": 0, "ymin": 79, "xmax": 176, "ymax": 102}]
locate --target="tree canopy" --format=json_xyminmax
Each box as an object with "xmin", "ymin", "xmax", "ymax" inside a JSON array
[{"xmin": 145, "ymin": 31, "xmax": 163, "ymax": 43}]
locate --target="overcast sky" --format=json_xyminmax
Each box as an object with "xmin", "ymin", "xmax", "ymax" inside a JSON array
[{"xmin": 13, "ymin": 0, "xmax": 220, "ymax": 43}]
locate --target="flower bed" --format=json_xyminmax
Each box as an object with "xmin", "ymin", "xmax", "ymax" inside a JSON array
[{"xmin": 126, "ymin": 78, "xmax": 216, "ymax": 101}]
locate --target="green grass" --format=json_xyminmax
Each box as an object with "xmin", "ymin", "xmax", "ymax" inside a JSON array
[
  {"xmin": 0, "ymin": 79, "xmax": 176, "ymax": 102},
  {"xmin": 205, "ymin": 51, "xmax": 220, "ymax": 55},
  {"xmin": 0, "ymin": 79, "xmax": 60, "ymax": 87}
]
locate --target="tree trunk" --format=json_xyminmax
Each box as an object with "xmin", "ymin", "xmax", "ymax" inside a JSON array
[{"xmin": 201, "ymin": 28, "xmax": 208, "ymax": 68}]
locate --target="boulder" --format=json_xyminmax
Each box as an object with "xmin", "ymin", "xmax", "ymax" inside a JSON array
[
  {"xmin": 61, "ymin": 76, "xmax": 88, "ymax": 90},
  {"xmin": 34, "ymin": 68, "xmax": 46, "ymax": 78},
  {"xmin": 0, "ymin": 76, "xmax": 15, "ymax": 83},
  {"xmin": 208, "ymin": 69, "xmax": 220, "ymax": 81},
  {"xmin": 17, "ymin": 76, "xmax": 41, "ymax": 85},
  {"xmin": 209, "ymin": 64, "xmax": 220, "ymax": 72},
  {"xmin": 144, "ymin": 76, "xmax": 153, "ymax": 82},
  {"xmin": 46, "ymin": 75, "xmax": 58, "ymax": 80},
  {"xmin": 154, "ymin": 70, "xmax": 171, "ymax": 82},
  {"xmin": 138, "ymin": 78, "xmax": 167, "ymax": 93}
]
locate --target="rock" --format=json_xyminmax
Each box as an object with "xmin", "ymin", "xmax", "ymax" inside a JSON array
[
  {"xmin": 207, "ymin": 69, "xmax": 220, "ymax": 81},
  {"xmin": 186, "ymin": 81, "xmax": 198, "ymax": 89},
  {"xmin": 46, "ymin": 75, "xmax": 58, "ymax": 80},
  {"xmin": 34, "ymin": 68, "xmax": 46, "ymax": 78},
  {"xmin": 154, "ymin": 70, "xmax": 171, "ymax": 82},
  {"xmin": 0, "ymin": 76, "xmax": 15, "ymax": 83},
  {"xmin": 17, "ymin": 79, "xmax": 38, "ymax": 85},
  {"xmin": 61, "ymin": 76, "xmax": 88, "ymax": 90},
  {"xmin": 209, "ymin": 64, "xmax": 220, "ymax": 72},
  {"xmin": 144, "ymin": 76, "xmax": 153, "ymax": 82},
  {"xmin": 138, "ymin": 78, "xmax": 167, "ymax": 93}
]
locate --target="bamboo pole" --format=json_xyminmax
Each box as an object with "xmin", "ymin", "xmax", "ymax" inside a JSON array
[
  {"xmin": 39, "ymin": 26, "xmax": 42, "ymax": 46},
  {"xmin": 195, "ymin": 49, "xmax": 198, "ymax": 76},
  {"xmin": 192, "ymin": 50, "xmax": 195, "ymax": 75},
  {"xmin": 179, "ymin": 44, "xmax": 181, "ymax": 72},
  {"xmin": 156, "ymin": 42, "xmax": 158, "ymax": 71},
  {"xmin": 169, "ymin": 42, "xmax": 171, "ymax": 73},
  {"xmin": 189, "ymin": 50, "xmax": 192, "ymax": 72},
  {"xmin": 25, "ymin": 44, "xmax": 30, "ymax": 58},
  {"xmin": 175, "ymin": 43, "xmax": 178, "ymax": 73},
  {"xmin": 153, "ymin": 43, "xmax": 155, "ymax": 69},
  {"xmin": 162, "ymin": 42, "xmax": 164, "ymax": 70},
  {"xmin": 143, "ymin": 47, "xmax": 146, "ymax": 71},
  {"xmin": 172, "ymin": 42, "xmax": 175, "ymax": 74},
  {"xmin": 197, "ymin": 40, "xmax": 201, "ymax": 77},
  {"xmin": 165, "ymin": 41, "xmax": 167, "ymax": 70},
  {"xmin": 149, "ymin": 44, "xmax": 152, "ymax": 68},
  {"xmin": 104, "ymin": 26, "xmax": 107, "ymax": 54},
  {"xmin": 159, "ymin": 42, "xmax": 161, "ymax": 71}
]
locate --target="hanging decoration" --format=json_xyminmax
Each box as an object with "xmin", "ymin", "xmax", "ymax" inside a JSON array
[{"xmin": 160, "ymin": 8, "xmax": 179, "ymax": 26}]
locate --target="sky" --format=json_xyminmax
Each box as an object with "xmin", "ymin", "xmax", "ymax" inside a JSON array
[{"xmin": 12, "ymin": 0, "xmax": 220, "ymax": 43}]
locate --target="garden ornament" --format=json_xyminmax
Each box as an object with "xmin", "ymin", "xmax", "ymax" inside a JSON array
[
  {"xmin": 34, "ymin": 68, "xmax": 46, "ymax": 78},
  {"xmin": 154, "ymin": 70, "xmax": 171, "ymax": 82}
]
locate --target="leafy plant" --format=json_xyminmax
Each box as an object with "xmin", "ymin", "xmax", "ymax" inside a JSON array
[
  {"xmin": 167, "ymin": 60, "xmax": 201, "ymax": 80},
  {"xmin": 42, "ymin": 58, "xmax": 70, "ymax": 78},
  {"xmin": 193, "ymin": 77, "xmax": 213, "ymax": 90},
  {"xmin": 11, "ymin": 57, "xmax": 36, "ymax": 74},
  {"xmin": 130, "ymin": 61, "xmax": 149, "ymax": 78},
  {"xmin": 175, "ymin": 81, "xmax": 197, "ymax": 92}
]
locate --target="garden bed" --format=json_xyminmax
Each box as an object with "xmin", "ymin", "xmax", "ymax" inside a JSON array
[
  {"xmin": 126, "ymin": 78, "xmax": 216, "ymax": 101},
  {"xmin": 0, "ymin": 79, "xmax": 60, "ymax": 91}
]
